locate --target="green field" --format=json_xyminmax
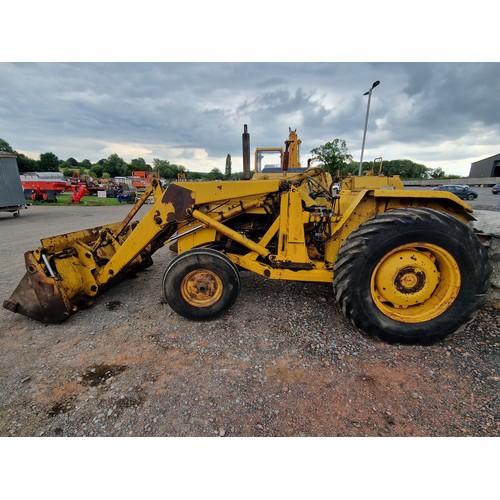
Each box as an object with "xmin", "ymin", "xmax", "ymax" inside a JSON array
[{"xmin": 29, "ymin": 193, "xmax": 135, "ymax": 207}]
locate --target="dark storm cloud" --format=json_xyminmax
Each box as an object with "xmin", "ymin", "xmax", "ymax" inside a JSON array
[
  {"xmin": 1, "ymin": 62, "xmax": 499, "ymax": 174},
  {"xmin": 373, "ymin": 63, "xmax": 500, "ymax": 143}
]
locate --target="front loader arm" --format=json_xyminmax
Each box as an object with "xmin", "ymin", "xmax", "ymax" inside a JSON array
[
  {"xmin": 95, "ymin": 178, "xmax": 270, "ymax": 285},
  {"xmin": 3, "ymin": 176, "xmax": 285, "ymax": 323},
  {"xmin": 4, "ymin": 168, "xmax": 335, "ymax": 324}
]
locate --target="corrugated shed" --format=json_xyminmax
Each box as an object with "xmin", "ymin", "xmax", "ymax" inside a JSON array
[
  {"xmin": 0, "ymin": 152, "xmax": 26, "ymax": 209},
  {"xmin": 468, "ymin": 153, "xmax": 500, "ymax": 178}
]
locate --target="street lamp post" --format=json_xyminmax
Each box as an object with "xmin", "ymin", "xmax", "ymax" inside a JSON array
[{"xmin": 358, "ymin": 80, "xmax": 380, "ymax": 175}]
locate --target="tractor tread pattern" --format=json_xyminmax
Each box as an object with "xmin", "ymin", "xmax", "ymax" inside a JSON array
[{"xmin": 333, "ymin": 207, "xmax": 492, "ymax": 343}]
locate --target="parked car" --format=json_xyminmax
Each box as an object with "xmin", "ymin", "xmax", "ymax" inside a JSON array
[
  {"xmin": 432, "ymin": 185, "xmax": 478, "ymax": 200},
  {"xmin": 492, "ymin": 184, "xmax": 500, "ymax": 195}
]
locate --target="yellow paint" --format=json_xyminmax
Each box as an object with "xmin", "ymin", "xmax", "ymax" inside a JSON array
[
  {"xmin": 10, "ymin": 129, "xmax": 475, "ymax": 323},
  {"xmin": 181, "ymin": 269, "xmax": 223, "ymax": 307},
  {"xmin": 370, "ymin": 243, "xmax": 461, "ymax": 323}
]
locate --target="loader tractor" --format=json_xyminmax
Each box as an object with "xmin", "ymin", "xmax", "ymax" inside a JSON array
[{"xmin": 3, "ymin": 126, "xmax": 491, "ymax": 344}]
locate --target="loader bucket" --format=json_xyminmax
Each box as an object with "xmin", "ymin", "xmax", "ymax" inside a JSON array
[
  {"xmin": 3, "ymin": 192, "xmax": 166, "ymax": 324},
  {"xmin": 3, "ymin": 254, "xmax": 71, "ymax": 323}
]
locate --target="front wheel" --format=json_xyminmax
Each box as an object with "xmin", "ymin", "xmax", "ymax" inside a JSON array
[
  {"xmin": 162, "ymin": 248, "xmax": 241, "ymax": 320},
  {"xmin": 467, "ymin": 194, "xmax": 476, "ymax": 200},
  {"xmin": 333, "ymin": 208, "xmax": 491, "ymax": 344}
]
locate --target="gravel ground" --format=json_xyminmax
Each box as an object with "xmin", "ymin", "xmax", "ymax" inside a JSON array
[{"xmin": 0, "ymin": 204, "xmax": 499, "ymax": 438}]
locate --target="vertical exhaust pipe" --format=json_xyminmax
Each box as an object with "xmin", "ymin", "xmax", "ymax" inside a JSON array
[{"xmin": 242, "ymin": 124, "xmax": 251, "ymax": 180}]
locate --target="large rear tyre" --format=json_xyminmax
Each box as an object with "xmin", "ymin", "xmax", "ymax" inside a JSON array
[
  {"xmin": 333, "ymin": 208, "xmax": 491, "ymax": 344},
  {"xmin": 162, "ymin": 248, "xmax": 241, "ymax": 320}
]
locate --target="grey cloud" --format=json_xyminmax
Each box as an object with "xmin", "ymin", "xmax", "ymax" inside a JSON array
[{"xmin": 1, "ymin": 62, "xmax": 499, "ymax": 175}]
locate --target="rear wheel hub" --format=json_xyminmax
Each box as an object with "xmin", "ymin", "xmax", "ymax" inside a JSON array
[{"xmin": 371, "ymin": 244, "xmax": 461, "ymax": 322}]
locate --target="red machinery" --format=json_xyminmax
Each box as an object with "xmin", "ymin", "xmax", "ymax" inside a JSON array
[
  {"xmin": 70, "ymin": 173, "xmax": 104, "ymax": 196},
  {"xmin": 68, "ymin": 184, "xmax": 89, "ymax": 204},
  {"xmin": 20, "ymin": 172, "xmax": 69, "ymax": 202},
  {"xmin": 131, "ymin": 170, "xmax": 157, "ymax": 188}
]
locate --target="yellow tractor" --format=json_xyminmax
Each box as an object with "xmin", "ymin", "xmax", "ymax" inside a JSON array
[{"xmin": 3, "ymin": 126, "xmax": 491, "ymax": 344}]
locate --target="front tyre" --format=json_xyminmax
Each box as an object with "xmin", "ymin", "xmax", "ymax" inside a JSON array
[
  {"xmin": 333, "ymin": 208, "xmax": 491, "ymax": 344},
  {"xmin": 162, "ymin": 248, "xmax": 241, "ymax": 320}
]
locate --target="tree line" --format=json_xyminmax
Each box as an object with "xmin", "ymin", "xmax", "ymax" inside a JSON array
[
  {"xmin": 0, "ymin": 138, "xmax": 239, "ymax": 181},
  {"xmin": 1, "ymin": 136, "xmax": 462, "ymax": 182},
  {"xmin": 310, "ymin": 139, "xmax": 463, "ymax": 180}
]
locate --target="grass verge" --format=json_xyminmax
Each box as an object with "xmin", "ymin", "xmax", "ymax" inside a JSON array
[{"xmin": 29, "ymin": 193, "xmax": 135, "ymax": 207}]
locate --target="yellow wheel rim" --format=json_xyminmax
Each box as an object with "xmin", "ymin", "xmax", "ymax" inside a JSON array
[
  {"xmin": 370, "ymin": 243, "xmax": 461, "ymax": 323},
  {"xmin": 181, "ymin": 269, "xmax": 223, "ymax": 308}
]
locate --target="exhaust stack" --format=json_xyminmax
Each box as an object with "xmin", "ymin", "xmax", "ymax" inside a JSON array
[{"xmin": 242, "ymin": 124, "xmax": 251, "ymax": 180}]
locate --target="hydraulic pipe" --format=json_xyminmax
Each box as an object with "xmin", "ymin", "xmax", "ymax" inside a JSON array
[{"xmin": 191, "ymin": 209, "xmax": 270, "ymax": 258}]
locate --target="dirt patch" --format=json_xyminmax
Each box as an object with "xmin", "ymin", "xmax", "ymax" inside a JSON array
[
  {"xmin": 79, "ymin": 364, "xmax": 127, "ymax": 387},
  {"xmin": 0, "ymin": 206, "xmax": 498, "ymax": 437}
]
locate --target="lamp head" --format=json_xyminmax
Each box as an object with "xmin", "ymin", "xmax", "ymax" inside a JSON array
[{"xmin": 363, "ymin": 81, "xmax": 380, "ymax": 95}]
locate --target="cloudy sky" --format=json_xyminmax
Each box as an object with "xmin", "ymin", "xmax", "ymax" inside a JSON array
[
  {"xmin": 2, "ymin": 62, "xmax": 499, "ymax": 177},
  {"xmin": 2, "ymin": 1, "xmax": 499, "ymax": 178}
]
